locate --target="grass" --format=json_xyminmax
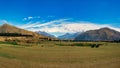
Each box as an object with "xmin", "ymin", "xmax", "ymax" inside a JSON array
[
  {"xmin": 0, "ymin": 41, "xmax": 18, "ymax": 45},
  {"xmin": 0, "ymin": 52, "xmax": 16, "ymax": 59},
  {"xmin": 0, "ymin": 41, "xmax": 120, "ymax": 68}
]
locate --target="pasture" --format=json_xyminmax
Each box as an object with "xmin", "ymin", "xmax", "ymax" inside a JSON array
[{"xmin": 0, "ymin": 41, "xmax": 120, "ymax": 68}]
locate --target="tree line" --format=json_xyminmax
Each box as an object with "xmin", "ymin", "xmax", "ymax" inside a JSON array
[{"xmin": 0, "ymin": 33, "xmax": 33, "ymax": 37}]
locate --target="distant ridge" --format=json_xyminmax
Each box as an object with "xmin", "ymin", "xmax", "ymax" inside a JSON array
[
  {"xmin": 74, "ymin": 27, "xmax": 120, "ymax": 41},
  {"xmin": 58, "ymin": 32, "xmax": 80, "ymax": 40},
  {"xmin": 36, "ymin": 31, "xmax": 56, "ymax": 38}
]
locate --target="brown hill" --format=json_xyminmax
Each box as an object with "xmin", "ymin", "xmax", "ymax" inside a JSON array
[
  {"xmin": 75, "ymin": 27, "xmax": 120, "ymax": 41},
  {"xmin": 0, "ymin": 24, "xmax": 51, "ymax": 43},
  {"xmin": 0, "ymin": 24, "xmax": 43, "ymax": 37}
]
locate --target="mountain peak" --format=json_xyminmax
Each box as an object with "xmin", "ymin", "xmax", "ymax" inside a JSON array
[
  {"xmin": 0, "ymin": 24, "xmax": 17, "ymax": 33},
  {"xmin": 75, "ymin": 27, "xmax": 120, "ymax": 41},
  {"xmin": 36, "ymin": 31, "xmax": 56, "ymax": 38},
  {"xmin": 100, "ymin": 27, "xmax": 112, "ymax": 30},
  {"xmin": 2, "ymin": 23, "xmax": 10, "ymax": 26},
  {"xmin": 1, "ymin": 23, "xmax": 12, "ymax": 28}
]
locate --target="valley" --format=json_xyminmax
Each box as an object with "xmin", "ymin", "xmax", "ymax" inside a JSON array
[{"xmin": 0, "ymin": 41, "xmax": 120, "ymax": 68}]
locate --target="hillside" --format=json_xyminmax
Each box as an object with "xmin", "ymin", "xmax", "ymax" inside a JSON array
[
  {"xmin": 0, "ymin": 24, "xmax": 51, "ymax": 42},
  {"xmin": 75, "ymin": 27, "xmax": 120, "ymax": 41},
  {"xmin": 0, "ymin": 24, "xmax": 43, "ymax": 37}
]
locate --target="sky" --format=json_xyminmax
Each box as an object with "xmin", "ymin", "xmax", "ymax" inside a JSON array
[{"xmin": 0, "ymin": 0, "xmax": 120, "ymax": 36}]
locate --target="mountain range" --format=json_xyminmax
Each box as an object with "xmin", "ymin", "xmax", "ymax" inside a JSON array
[
  {"xmin": 36, "ymin": 31, "xmax": 56, "ymax": 38},
  {"xmin": 74, "ymin": 27, "xmax": 120, "ymax": 41},
  {"xmin": 0, "ymin": 24, "xmax": 120, "ymax": 41},
  {"xmin": 58, "ymin": 32, "xmax": 80, "ymax": 40},
  {"xmin": 36, "ymin": 27, "xmax": 120, "ymax": 41}
]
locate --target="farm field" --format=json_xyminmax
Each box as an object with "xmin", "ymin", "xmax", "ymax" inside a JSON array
[{"xmin": 0, "ymin": 42, "xmax": 120, "ymax": 68}]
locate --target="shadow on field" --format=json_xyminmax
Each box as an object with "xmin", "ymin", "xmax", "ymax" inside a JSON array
[{"xmin": 56, "ymin": 43, "xmax": 103, "ymax": 48}]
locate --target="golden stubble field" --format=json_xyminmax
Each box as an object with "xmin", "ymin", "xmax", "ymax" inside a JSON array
[{"xmin": 0, "ymin": 42, "xmax": 120, "ymax": 68}]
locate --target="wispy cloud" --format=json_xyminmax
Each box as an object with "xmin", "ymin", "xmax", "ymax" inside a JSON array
[
  {"xmin": 20, "ymin": 18, "xmax": 120, "ymax": 36},
  {"xmin": 47, "ymin": 16, "xmax": 55, "ymax": 18},
  {"xmin": 20, "ymin": 22, "xmax": 40, "ymax": 28},
  {"xmin": 0, "ymin": 20, "xmax": 9, "ymax": 24},
  {"xmin": 23, "ymin": 16, "xmax": 41, "ymax": 21},
  {"xmin": 0, "ymin": 20, "xmax": 13, "ymax": 25},
  {"xmin": 21, "ymin": 19, "xmax": 69, "ymax": 29}
]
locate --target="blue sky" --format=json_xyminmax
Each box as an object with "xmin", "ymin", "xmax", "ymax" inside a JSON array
[{"xmin": 0, "ymin": 0, "xmax": 120, "ymax": 36}]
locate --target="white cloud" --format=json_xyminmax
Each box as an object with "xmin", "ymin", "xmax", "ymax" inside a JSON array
[
  {"xmin": 23, "ymin": 18, "xmax": 27, "ymax": 21},
  {"xmin": 23, "ymin": 16, "xmax": 41, "ymax": 21},
  {"xmin": 47, "ymin": 16, "xmax": 55, "ymax": 18},
  {"xmin": 21, "ymin": 19, "xmax": 69, "ymax": 29},
  {"xmin": 20, "ymin": 19, "xmax": 120, "ymax": 36},
  {"xmin": 20, "ymin": 22, "xmax": 40, "ymax": 29},
  {"xmin": 28, "ymin": 16, "xmax": 33, "ymax": 20}
]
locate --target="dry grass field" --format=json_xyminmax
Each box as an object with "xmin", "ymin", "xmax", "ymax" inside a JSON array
[{"xmin": 0, "ymin": 42, "xmax": 120, "ymax": 68}]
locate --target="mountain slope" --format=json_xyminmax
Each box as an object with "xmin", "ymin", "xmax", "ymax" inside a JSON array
[
  {"xmin": 36, "ymin": 31, "xmax": 56, "ymax": 38},
  {"xmin": 0, "ymin": 24, "xmax": 45, "ymax": 37},
  {"xmin": 75, "ymin": 27, "xmax": 120, "ymax": 41},
  {"xmin": 0, "ymin": 24, "xmax": 52, "ymax": 43},
  {"xmin": 58, "ymin": 33, "xmax": 80, "ymax": 40}
]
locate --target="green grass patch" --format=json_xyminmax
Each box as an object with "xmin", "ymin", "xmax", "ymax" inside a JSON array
[
  {"xmin": 0, "ymin": 41, "xmax": 18, "ymax": 45},
  {"xmin": 0, "ymin": 52, "xmax": 16, "ymax": 59}
]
